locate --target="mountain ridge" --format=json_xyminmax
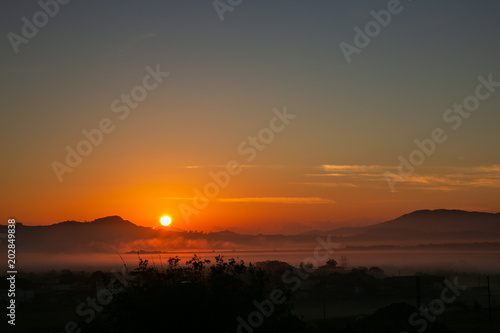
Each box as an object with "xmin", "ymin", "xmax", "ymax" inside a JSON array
[{"xmin": 3, "ymin": 209, "xmax": 500, "ymax": 253}]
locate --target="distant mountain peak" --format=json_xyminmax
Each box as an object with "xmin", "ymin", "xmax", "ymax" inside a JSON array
[
  {"xmin": 91, "ymin": 216, "xmax": 127, "ymax": 224},
  {"xmin": 403, "ymin": 209, "xmax": 497, "ymax": 219},
  {"xmin": 404, "ymin": 209, "xmax": 463, "ymax": 217}
]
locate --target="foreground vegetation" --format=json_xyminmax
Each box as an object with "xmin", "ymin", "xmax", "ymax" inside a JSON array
[{"xmin": 3, "ymin": 255, "xmax": 499, "ymax": 332}]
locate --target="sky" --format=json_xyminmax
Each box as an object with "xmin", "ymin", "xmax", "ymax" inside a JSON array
[{"xmin": 1, "ymin": 0, "xmax": 500, "ymax": 233}]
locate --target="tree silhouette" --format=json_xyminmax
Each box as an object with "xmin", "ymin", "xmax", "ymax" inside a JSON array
[
  {"xmin": 86, "ymin": 255, "xmax": 304, "ymax": 332},
  {"xmin": 326, "ymin": 259, "xmax": 338, "ymax": 267}
]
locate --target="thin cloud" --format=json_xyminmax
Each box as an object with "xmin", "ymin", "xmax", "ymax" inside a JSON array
[
  {"xmin": 312, "ymin": 165, "xmax": 397, "ymax": 179},
  {"xmin": 418, "ymin": 186, "xmax": 456, "ymax": 192},
  {"xmin": 307, "ymin": 164, "xmax": 500, "ymax": 191},
  {"xmin": 322, "ymin": 165, "xmax": 391, "ymax": 172},
  {"xmin": 390, "ymin": 166, "xmax": 500, "ymax": 190},
  {"xmin": 299, "ymin": 182, "xmax": 359, "ymax": 188},
  {"xmin": 216, "ymin": 197, "xmax": 335, "ymax": 204},
  {"xmin": 162, "ymin": 196, "xmax": 335, "ymax": 204},
  {"xmin": 119, "ymin": 32, "xmax": 157, "ymax": 52}
]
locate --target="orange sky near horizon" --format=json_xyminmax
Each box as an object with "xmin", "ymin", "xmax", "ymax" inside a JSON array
[
  {"xmin": 2, "ymin": 1, "xmax": 500, "ymax": 234},
  {"xmin": 5, "ymin": 160, "xmax": 500, "ymax": 233}
]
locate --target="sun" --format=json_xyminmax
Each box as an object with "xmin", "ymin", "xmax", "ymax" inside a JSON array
[{"xmin": 160, "ymin": 216, "xmax": 172, "ymax": 226}]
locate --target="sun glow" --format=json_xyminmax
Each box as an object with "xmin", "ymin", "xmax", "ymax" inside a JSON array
[{"xmin": 160, "ymin": 216, "xmax": 172, "ymax": 226}]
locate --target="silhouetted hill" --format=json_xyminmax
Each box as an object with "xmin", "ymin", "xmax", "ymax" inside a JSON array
[
  {"xmin": 322, "ymin": 209, "xmax": 500, "ymax": 243},
  {"xmin": 4, "ymin": 216, "xmax": 157, "ymax": 253},
  {"xmin": 372, "ymin": 209, "xmax": 500, "ymax": 232},
  {"xmin": 2, "ymin": 209, "xmax": 500, "ymax": 253}
]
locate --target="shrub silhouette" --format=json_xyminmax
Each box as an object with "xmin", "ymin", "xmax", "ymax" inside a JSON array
[
  {"xmin": 87, "ymin": 255, "xmax": 304, "ymax": 332},
  {"xmin": 326, "ymin": 259, "xmax": 338, "ymax": 267}
]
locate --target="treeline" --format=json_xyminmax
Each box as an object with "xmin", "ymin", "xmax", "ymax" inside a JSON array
[
  {"xmin": 82, "ymin": 255, "xmax": 454, "ymax": 332},
  {"xmin": 10, "ymin": 256, "xmax": 465, "ymax": 332},
  {"xmin": 85, "ymin": 255, "xmax": 305, "ymax": 332}
]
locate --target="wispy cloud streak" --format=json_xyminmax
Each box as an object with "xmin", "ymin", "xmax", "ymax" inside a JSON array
[
  {"xmin": 165, "ymin": 197, "xmax": 335, "ymax": 204},
  {"xmin": 305, "ymin": 164, "xmax": 500, "ymax": 191}
]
